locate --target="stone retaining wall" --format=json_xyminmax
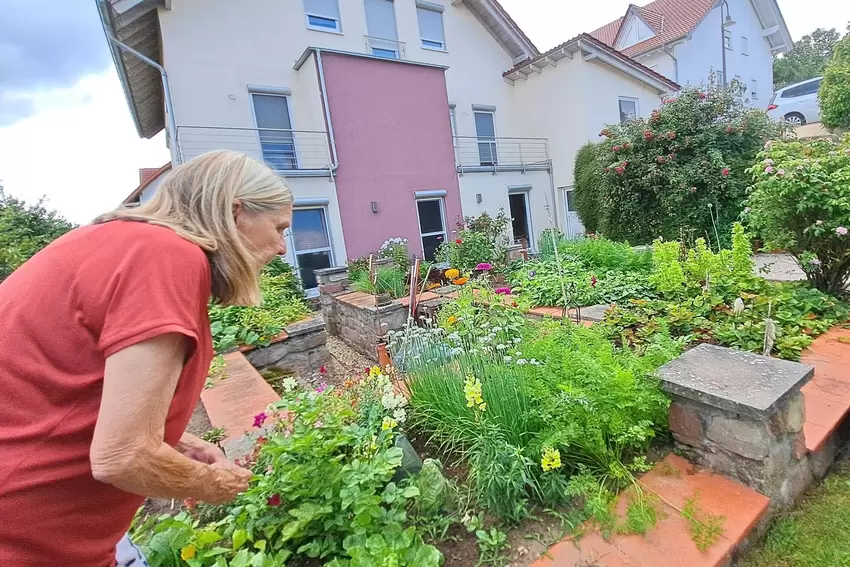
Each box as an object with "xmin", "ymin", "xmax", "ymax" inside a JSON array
[{"xmin": 242, "ymin": 316, "xmax": 329, "ymax": 377}]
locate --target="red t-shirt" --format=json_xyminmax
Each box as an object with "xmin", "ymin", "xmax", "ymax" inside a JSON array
[{"xmin": 0, "ymin": 221, "xmax": 213, "ymax": 567}]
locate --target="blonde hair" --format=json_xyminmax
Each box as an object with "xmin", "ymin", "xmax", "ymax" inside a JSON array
[{"xmin": 97, "ymin": 150, "xmax": 293, "ymax": 306}]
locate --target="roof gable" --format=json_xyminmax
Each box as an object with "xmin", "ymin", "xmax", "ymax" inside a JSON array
[{"xmin": 613, "ymin": 5, "xmax": 659, "ymax": 51}]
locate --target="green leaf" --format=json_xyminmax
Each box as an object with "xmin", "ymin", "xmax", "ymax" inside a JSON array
[
  {"xmin": 232, "ymin": 528, "xmax": 248, "ymax": 550},
  {"xmin": 253, "ymin": 539, "xmax": 266, "ymax": 551}
]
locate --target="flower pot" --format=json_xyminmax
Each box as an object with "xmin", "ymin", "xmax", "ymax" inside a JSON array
[{"xmin": 376, "ymin": 342, "xmax": 392, "ymax": 369}]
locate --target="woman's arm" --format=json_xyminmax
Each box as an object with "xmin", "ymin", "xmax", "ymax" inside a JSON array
[{"xmin": 90, "ymin": 333, "xmax": 252, "ymax": 503}]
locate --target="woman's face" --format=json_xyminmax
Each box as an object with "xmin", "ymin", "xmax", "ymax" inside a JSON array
[{"xmin": 234, "ymin": 203, "xmax": 293, "ymax": 268}]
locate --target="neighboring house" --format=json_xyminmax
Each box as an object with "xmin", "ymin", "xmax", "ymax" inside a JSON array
[
  {"xmin": 123, "ymin": 163, "xmax": 172, "ymax": 205},
  {"xmin": 98, "ymin": 0, "xmax": 677, "ymax": 291},
  {"xmin": 590, "ymin": 0, "xmax": 792, "ymax": 106}
]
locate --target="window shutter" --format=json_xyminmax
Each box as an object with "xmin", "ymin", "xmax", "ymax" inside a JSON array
[
  {"xmin": 417, "ymin": 7, "xmax": 444, "ymax": 44},
  {"xmin": 365, "ymin": 0, "xmax": 398, "ymax": 40},
  {"xmin": 304, "ymin": 0, "xmax": 340, "ymax": 19}
]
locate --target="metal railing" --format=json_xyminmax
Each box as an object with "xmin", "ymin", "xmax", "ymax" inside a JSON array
[
  {"xmin": 364, "ymin": 35, "xmax": 406, "ymax": 60},
  {"xmin": 454, "ymin": 136, "xmax": 550, "ymax": 172},
  {"xmin": 177, "ymin": 126, "xmax": 334, "ymax": 175}
]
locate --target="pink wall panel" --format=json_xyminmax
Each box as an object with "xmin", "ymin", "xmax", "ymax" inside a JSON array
[{"xmin": 321, "ymin": 52, "xmax": 463, "ymax": 260}]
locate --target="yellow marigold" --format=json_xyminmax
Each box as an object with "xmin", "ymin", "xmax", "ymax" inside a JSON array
[
  {"xmin": 369, "ymin": 366, "xmax": 383, "ymax": 377},
  {"xmin": 452, "ymin": 277, "xmax": 469, "ymax": 286},
  {"xmin": 181, "ymin": 545, "xmax": 197, "ymax": 560},
  {"xmin": 445, "ymin": 268, "xmax": 460, "ymax": 280},
  {"xmin": 446, "ymin": 315, "xmax": 458, "ymax": 325},
  {"xmin": 541, "ymin": 447, "xmax": 562, "ymax": 472}
]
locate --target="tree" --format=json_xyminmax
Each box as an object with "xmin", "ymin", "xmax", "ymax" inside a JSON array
[
  {"xmin": 595, "ymin": 81, "xmax": 781, "ymax": 245},
  {"xmin": 0, "ymin": 184, "xmax": 76, "ymax": 281},
  {"xmin": 773, "ymin": 27, "xmax": 842, "ymax": 89},
  {"xmin": 572, "ymin": 143, "xmax": 603, "ymax": 234},
  {"xmin": 819, "ymin": 35, "xmax": 850, "ymax": 131}
]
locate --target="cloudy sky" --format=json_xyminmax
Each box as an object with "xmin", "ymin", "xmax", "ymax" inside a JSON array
[{"xmin": 1, "ymin": 0, "xmax": 849, "ymax": 224}]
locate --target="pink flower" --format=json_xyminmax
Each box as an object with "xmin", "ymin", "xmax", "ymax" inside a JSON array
[
  {"xmin": 656, "ymin": 156, "xmax": 666, "ymax": 164},
  {"xmin": 590, "ymin": 275, "xmax": 598, "ymax": 288},
  {"xmin": 314, "ymin": 420, "xmax": 324, "ymax": 428},
  {"xmin": 253, "ymin": 412, "xmax": 267, "ymax": 428},
  {"xmin": 643, "ymin": 130, "xmax": 655, "ymax": 141},
  {"xmin": 721, "ymin": 168, "xmax": 730, "ymax": 177},
  {"xmin": 612, "ymin": 145, "xmax": 622, "ymax": 152},
  {"xmin": 316, "ymin": 382, "xmax": 328, "ymax": 394},
  {"xmin": 495, "ymin": 287, "xmax": 512, "ymax": 295},
  {"xmin": 765, "ymin": 166, "xmax": 775, "ymax": 174},
  {"xmin": 476, "ymin": 263, "xmax": 493, "ymax": 271},
  {"xmin": 267, "ymin": 494, "xmax": 282, "ymax": 507},
  {"xmin": 615, "ymin": 166, "xmax": 625, "ymax": 175},
  {"xmin": 837, "ymin": 227, "xmax": 848, "ymax": 236},
  {"xmin": 698, "ymin": 92, "xmax": 706, "ymax": 100},
  {"xmin": 777, "ymin": 169, "xmax": 785, "ymax": 176}
]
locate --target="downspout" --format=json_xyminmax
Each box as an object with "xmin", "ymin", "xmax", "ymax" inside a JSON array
[
  {"xmin": 547, "ymin": 160, "xmax": 560, "ymax": 233},
  {"xmin": 663, "ymin": 45, "xmax": 679, "ymax": 84},
  {"xmin": 314, "ymin": 49, "xmax": 340, "ymax": 175}
]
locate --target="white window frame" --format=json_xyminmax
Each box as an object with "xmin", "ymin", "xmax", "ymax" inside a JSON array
[
  {"xmin": 416, "ymin": 1, "xmax": 446, "ymax": 52},
  {"xmin": 751, "ymin": 79, "xmax": 758, "ymax": 100},
  {"xmin": 304, "ymin": 0, "xmax": 342, "ymax": 34},
  {"xmin": 415, "ymin": 198, "xmax": 447, "ymax": 261},
  {"xmin": 724, "ymin": 29, "xmax": 732, "ymax": 50},
  {"xmin": 741, "ymin": 36, "xmax": 749, "ymax": 56},
  {"xmin": 618, "ymin": 96, "xmax": 639, "ymax": 123},
  {"xmin": 287, "ymin": 206, "xmax": 335, "ymax": 294},
  {"xmin": 364, "ymin": 0, "xmax": 401, "ymax": 59},
  {"xmin": 508, "ymin": 188, "xmax": 534, "ymax": 253},
  {"xmin": 473, "ymin": 109, "xmax": 498, "ymax": 166},
  {"xmin": 249, "ymin": 90, "xmax": 301, "ymax": 171}
]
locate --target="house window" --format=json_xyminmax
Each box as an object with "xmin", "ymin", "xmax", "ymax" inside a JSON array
[
  {"xmin": 565, "ymin": 188, "xmax": 576, "ymax": 212},
  {"xmin": 417, "ymin": 1, "xmax": 446, "ymax": 51},
  {"xmin": 724, "ymin": 29, "xmax": 732, "ymax": 50},
  {"xmin": 251, "ymin": 93, "xmax": 297, "ymax": 171},
  {"xmin": 751, "ymin": 79, "xmax": 758, "ymax": 100},
  {"xmin": 741, "ymin": 36, "xmax": 749, "ymax": 55},
  {"xmin": 618, "ymin": 97, "xmax": 638, "ymax": 123},
  {"xmin": 290, "ymin": 207, "xmax": 333, "ymax": 290},
  {"xmin": 365, "ymin": 0, "xmax": 400, "ymax": 58},
  {"xmin": 474, "ymin": 110, "xmax": 497, "ymax": 166},
  {"xmin": 416, "ymin": 199, "xmax": 447, "ymax": 261},
  {"xmin": 304, "ymin": 0, "xmax": 341, "ymax": 32}
]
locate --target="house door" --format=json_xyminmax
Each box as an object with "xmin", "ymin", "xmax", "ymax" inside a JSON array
[
  {"xmin": 562, "ymin": 186, "xmax": 585, "ymax": 237},
  {"xmin": 509, "ymin": 192, "xmax": 531, "ymax": 249},
  {"xmin": 416, "ymin": 198, "xmax": 447, "ymax": 261},
  {"xmin": 289, "ymin": 207, "xmax": 334, "ymax": 292}
]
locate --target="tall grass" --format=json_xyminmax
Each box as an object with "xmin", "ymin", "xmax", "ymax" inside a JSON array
[
  {"xmin": 351, "ymin": 266, "xmax": 409, "ymax": 299},
  {"xmin": 558, "ymin": 237, "xmax": 652, "ymax": 272}
]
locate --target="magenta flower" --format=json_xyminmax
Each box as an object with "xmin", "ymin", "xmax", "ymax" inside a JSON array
[
  {"xmin": 837, "ymin": 227, "xmax": 848, "ymax": 236},
  {"xmin": 590, "ymin": 275, "xmax": 598, "ymax": 288},
  {"xmin": 253, "ymin": 412, "xmax": 267, "ymax": 428},
  {"xmin": 495, "ymin": 287, "xmax": 512, "ymax": 295},
  {"xmin": 476, "ymin": 263, "xmax": 493, "ymax": 271},
  {"xmin": 316, "ymin": 382, "xmax": 328, "ymax": 394},
  {"xmin": 765, "ymin": 166, "xmax": 775, "ymax": 174},
  {"xmin": 721, "ymin": 167, "xmax": 730, "ymax": 177}
]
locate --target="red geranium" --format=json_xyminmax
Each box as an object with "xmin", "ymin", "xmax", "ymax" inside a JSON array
[
  {"xmin": 643, "ymin": 130, "xmax": 655, "ymax": 141},
  {"xmin": 722, "ymin": 167, "xmax": 730, "ymax": 177},
  {"xmin": 455, "ymin": 239, "xmax": 462, "ymax": 244},
  {"xmin": 267, "ymin": 494, "xmax": 282, "ymax": 507}
]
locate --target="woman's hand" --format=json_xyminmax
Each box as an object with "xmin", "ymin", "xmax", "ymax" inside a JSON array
[
  {"xmin": 176, "ymin": 433, "xmax": 226, "ymax": 464},
  {"xmin": 206, "ymin": 462, "xmax": 254, "ymax": 504}
]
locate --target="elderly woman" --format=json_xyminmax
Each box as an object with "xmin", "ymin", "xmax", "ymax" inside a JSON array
[{"xmin": 0, "ymin": 151, "xmax": 294, "ymax": 567}]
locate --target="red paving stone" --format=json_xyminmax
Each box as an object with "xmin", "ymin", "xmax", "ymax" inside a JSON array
[
  {"xmin": 200, "ymin": 352, "xmax": 280, "ymax": 442},
  {"xmin": 800, "ymin": 326, "xmax": 850, "ymax": 452},
  {"xmin": 396, "ymin": 291, "xmax": 439, "ymax": 307},
  {"xmin": 336, "ymin": 291, "xmax": 378, "ymax": 308},
  {"xmin": 533, "ymin": 455, "xmax": 769, "ymax": 567}
]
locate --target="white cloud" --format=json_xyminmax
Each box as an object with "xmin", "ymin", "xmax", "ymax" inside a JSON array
[{"xmin": 0, "ymin": 70, "xmax": 169, "ymax": 224}]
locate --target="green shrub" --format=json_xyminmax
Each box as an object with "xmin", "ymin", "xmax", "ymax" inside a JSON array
[
  {"xmin": 208, "ymin": 268, "xmax": 310, "ymax": 352},
  {"xmin": 819, "ymin": 35, "xmax": 850, "ymax": 131},
  {"xmin": 559, "ymin": 237, "xmax": 652, "ymax": 273},
  {"xmin": 745, "ymin": 137, "xmax": 850, "ymax": 295},
  {"xmin": 595, "ymin": 83, "xmax": 781, "ymax": 245},
  {"xmin": 437, "ymin": 211, "xmax": 510, "ymax": 272},
  {"xmin": 573, "ymin": 143, "xmax": 604, "ymax": 233},
  {"xmin": 351, "ymin": 265, "xmax": 409, "ymax": 299}
]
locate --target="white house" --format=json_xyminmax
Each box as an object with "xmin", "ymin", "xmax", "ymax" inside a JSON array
[
  {"xmin": 99, "ymin": 0, "xmax": 678, "ymax": 290},
  {"xmin": 590, "ymin": 0, "xmax": 792, "ymax": 105}
]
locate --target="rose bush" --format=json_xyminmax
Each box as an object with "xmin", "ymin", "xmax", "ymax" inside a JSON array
[
  {"xmin": 745, "ymin": 136, "xmax": 850, "ymax": 295},
  {"xmin": 592, "ymin": 83, "xmax": 781, "ymax": 245}
]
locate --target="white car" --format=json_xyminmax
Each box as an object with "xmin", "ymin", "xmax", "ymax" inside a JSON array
[{"xmin": 767, "ymin": 77, "xmax": 823, "ymax": 126}]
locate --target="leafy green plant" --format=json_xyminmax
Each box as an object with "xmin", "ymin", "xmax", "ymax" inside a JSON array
[
  {"xmin": 682, "ymin": 493, "xmax": 726, "ymax": 552},
  {"xmin": 351, "ymin": 265, "xmax": 410, "ymax": 299},
  {"xmin": 818, "ymin": 35, "xmax": 850, "ymax": 131},
  {"xmin": 208, "ymin": 268, "xmax": 310, "ymax": 352},
  {"xmin": 437, "ymin": 230, "xmax": 504, "ymax": 273},
  {"xmin": 573, "ymin": 143, "xmax": 605, "ymax": 234},
  {"xmin": 201, "ymin": 427, "xmax": 227, "ymax": 447},
  {"xmin": 474, "ymin": 527, "xmax": 509, "ymax": 566},
  {"xmin": 745, "ymin": 136, "xmax": 850, "ymax": 295},
  {"xmin": 593, "ymin": 82, "xmax": 781, "ymax": 245}
]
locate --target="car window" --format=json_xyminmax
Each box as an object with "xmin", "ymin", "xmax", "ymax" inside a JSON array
[{"xmin": 780, "ymin": 79, "xmax": 821, "ymax": 98}]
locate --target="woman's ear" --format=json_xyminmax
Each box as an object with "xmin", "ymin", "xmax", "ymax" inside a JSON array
[{"xmin": 232, "ymin": 200, "xmax": 243, "ymax": 223}]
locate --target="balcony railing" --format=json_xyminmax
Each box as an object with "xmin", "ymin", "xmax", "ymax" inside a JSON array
[
  {"xmin": 365, "ymin": 35, "xmax": 407, "ymax": 60},
  {"xmin": 178, "ymin": 126, "xmax": 334, "ymax": 176},
  {"xmin": 454, "ymin": 136, "xmax": 551, "ymax": 173}
]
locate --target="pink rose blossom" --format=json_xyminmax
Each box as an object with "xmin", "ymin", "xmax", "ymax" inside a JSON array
[
  {"xmin": 777, "ymin": 169, "xmax": 785, "ymax": 176},
  {"xmin": 721, "ymin": 168, "xmax": 730, "ymax": 177},
  {"xmin": 837, "ymin": 227, "xmax": 848, "ymax": 236},
  {"xmin": 765, "ymin": 166, "xmax": 775, "ymax": 174}
]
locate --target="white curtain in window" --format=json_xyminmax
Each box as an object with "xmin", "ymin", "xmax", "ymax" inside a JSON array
[
  {"xmin": 365, "ymin": 0, "xmax": 397, "ymax": 40},
  {"xmin": 417, "ymin": 7, "xmax": 444, "ymax": 43},
  {"xmin": 304, "ymin": 0, "xmax": 340, "ymax": 19}
]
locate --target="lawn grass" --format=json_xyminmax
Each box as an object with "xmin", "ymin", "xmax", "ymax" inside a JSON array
[{"xmin": 739, "ymin": 460, "xmax": 850, "ymax": 567}]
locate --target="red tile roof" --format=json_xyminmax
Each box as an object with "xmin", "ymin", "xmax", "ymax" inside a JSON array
[
  {"xmin": 503, "ymin": 33, "xmax": 680, "ymax": 92},
  {"xmin": 590, "ymin": 0, "xmax": 715, "ymax": 58},
  {"xmin": 123, "ymin": 162, "xmax": 171, "ymax": 204}
]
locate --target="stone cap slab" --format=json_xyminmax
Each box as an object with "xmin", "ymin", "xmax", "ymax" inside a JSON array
[
  {"xmin": 660, "ymin": 344, "xmax": 814, "ymax": 419},
  {"xmin": 284, "ymin": 315, "xmax": 325, "ymax": 337}
]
